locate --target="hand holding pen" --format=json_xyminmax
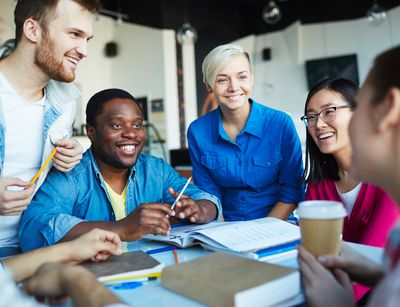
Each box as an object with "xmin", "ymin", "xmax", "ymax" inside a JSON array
[{"xmin": 168, "ymin": 177, "xmax": 210, "ymax": 223}]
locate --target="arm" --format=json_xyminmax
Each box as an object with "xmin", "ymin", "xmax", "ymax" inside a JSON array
[
  {"xmin": 53, "ymin": 138, "xmax": 83, "ymax": 172},
  {"xmin": 4, "ymin": 228, "xmax": 122, "ymax": 282},
  {"xmin": 187, "ymin": 125, "xmax": 222, "ymax": 201},
  {"xmin": 61, "ymin": 202, "xmax": 175, "ymax": 243},
  {"xmin": 23, "ymin": 264, "xmax": 122, "ymax": 307},
  {"xmin": 0, "ymin": 178, "xmax": 34, "ymax": 215},
  {"xmin": 272, "ymin": 115, "xmax": 305, "ymax": 218},
  {"xmin": 267, "ymin": 201, "xmax": 297, "ymax": 220}
]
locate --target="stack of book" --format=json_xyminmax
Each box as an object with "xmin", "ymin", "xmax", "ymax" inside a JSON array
[{"xmin": 144, "ymin": 217, "xmax": 301, "ymax": 261}]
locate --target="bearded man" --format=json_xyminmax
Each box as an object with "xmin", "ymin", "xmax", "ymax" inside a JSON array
[{"xmin": 0, "ymin": 0, "xmax": 101, "ymax": 256}]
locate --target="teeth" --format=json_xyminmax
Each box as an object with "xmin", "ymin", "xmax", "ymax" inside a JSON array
[
  {"xmin": 66, "ymin": 56, "xmax": 78, "ymax": 64},
  {"xmin": 319, "ymin": 132, "xmax": 334, "ymax": 139},
  {"xmin": 120, "ymin": 145, "xmax": 136, "ymax": 152}
]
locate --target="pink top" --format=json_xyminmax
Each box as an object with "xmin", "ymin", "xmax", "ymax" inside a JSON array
[{"xmin": 306, "ymin": 180, "xmax": 400, "ymax": 301}]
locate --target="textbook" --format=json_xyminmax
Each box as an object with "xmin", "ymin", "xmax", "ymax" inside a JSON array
[
  {"xmin": 161, "ymin": 252, "xmax": 300, "ymax": 307},
  {"xmin": 81, "ymin": 250, "xmax": 164, "ymax": 283},
  {"xmin": 144, "ymin": 217, "xmax": 300, "ymax": 257}
]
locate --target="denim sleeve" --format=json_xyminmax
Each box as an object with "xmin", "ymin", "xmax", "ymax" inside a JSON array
[
  {"xmin": 187, "ymin": 125, "xmax": 222, "ymax": 201},
  {"xmin": 277, "ymin": 115, "xmax": 305, "ymax": 205},
  {"xmin": 159, "ymin": 157, "xmax": 222, "ymax": 220},
  {"xmin": 19, "ymin": 170, "xmax": 83, "ymax": 251}
]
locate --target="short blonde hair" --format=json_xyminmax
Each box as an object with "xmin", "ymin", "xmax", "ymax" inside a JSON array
[{"xmin": 202, "ymin": 44, "xmax": 252, "ymax": 87}]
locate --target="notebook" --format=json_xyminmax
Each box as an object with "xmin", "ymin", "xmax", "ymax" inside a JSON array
[
  {"xmin": 161, "ymin": 252, "xmax": 300, "ymax": 307},
  {"xmin": 144, "ymin": 217, "xmax": 300, "ymax": 258},
  {"xmin": 81, "ymin": 250, "xmax": 164, "ymax": 283}
]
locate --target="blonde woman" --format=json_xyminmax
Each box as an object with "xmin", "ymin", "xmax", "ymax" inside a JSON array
[{"xmin": 187, "ymin": 44, "xmax": 304, "ymax": 221}]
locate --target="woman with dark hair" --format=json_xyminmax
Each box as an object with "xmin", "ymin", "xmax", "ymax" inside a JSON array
[
  {"xmin": 301, "ymin": 78, "xmax": 399, "ymax": 302},
  {"xmin": 298, "ymin": 45, "xmax": 400, "ymax": 307}
]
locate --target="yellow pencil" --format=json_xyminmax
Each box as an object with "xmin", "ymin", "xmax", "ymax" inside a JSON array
[{"xmin": 29, "ymin": 147, "xmax": 58, "ymax": 186}]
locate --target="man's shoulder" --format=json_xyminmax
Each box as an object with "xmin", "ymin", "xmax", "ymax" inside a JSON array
[{"xmin": 46, "ymin": 150, "xmax": 94, "ymax": 182}]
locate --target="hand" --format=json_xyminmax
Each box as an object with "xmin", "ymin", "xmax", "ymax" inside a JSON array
[
  {"xmin": 53, "ymin": 138, "xmax": 83, "ymax": 172},
  {"xmin": 0, "ymin": 178, "xmax": 34, "ymax": 215},
  {"xmin": 117, "ymin": 203, "xmax": 174, "ymax": 241},
  {"xmin": 65, "ymin": 228, "xmax": 122, "ymax": 264},
  {"xmin": 298, "ymin": 245, "xmax": 355, "ymax": 307},
  {"xmin": 317, "ymin": 242, "xmax": 384, "ymax": 286},
  {"xmin": 168, "ymin": 187, "xmax": 215, "ymax": 223},
  {"xmin": 23, "ymin": 264, "xmax": 93, "ymax": 302}
]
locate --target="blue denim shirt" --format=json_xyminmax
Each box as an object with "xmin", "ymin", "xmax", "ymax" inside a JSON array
[
  {"xmin": 19, "ymin": 149, "xmax": 222, "ymax": 251},
  {"xmin": 187, "ymin": 99, "xmax": 305, "ymax": 221},
  {"xmin": 0, "ymin": 39, "xmax": 79, "ymax": 191}
]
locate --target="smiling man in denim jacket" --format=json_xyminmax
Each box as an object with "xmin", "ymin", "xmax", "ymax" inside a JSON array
[{"xmin": 19, "ymin": 89, "xmax": 221, "ymax": 251}]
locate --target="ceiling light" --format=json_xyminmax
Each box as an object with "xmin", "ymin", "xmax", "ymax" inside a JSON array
[
  {"xmin": 262, "ymin": 0, "xmax": 282, "ymax": 25},
  {"xmin": 367, "ymin": 1, "xmax": 387, "ymax": 26},
  {"xmin": 177, "ymin": 0, "xmax": 198, "ymax": 44},
  {"xmin": 177, "ymin": 22, "xmax": 198, "ymax": 44}
]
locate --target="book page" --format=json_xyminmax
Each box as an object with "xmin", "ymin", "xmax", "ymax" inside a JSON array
[
  {"xmin": 192, "ymin": 218, "xmax": 300, "ymax": 252},
  {"xmin": 143, "ymin": 222, "xmax": 222, "ymax": 247}
]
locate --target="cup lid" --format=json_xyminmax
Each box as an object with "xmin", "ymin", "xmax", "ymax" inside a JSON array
[{"xmin": 297, "ymin": 200, "xmax": 347, "ymax": 219}]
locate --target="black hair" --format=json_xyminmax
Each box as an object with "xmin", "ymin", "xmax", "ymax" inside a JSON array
[
  {"xmin": 303, "ymin": 78, "xmax": 359, "ymax": 184},
  {"xmin": 86, "ymin": 88, "xmax": 142, "ymax": 126}
]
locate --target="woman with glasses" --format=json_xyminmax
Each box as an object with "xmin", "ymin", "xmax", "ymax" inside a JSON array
[
  {"xmin": 301, "ymin": 77, "xmax": 399, "ymax": 302},
  {"xmin": 298, "ymin": 45, "xmax": 400, "ymax": 307},
  {"xmin": 187, "ymin": 44, "xmax": 304, "ymax": 221}
]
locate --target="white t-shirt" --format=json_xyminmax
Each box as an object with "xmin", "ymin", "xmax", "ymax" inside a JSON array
[
  {"xmin": 0, "ymin": 73, "xmax": 45, "ymax": 248},
  {"xmin": 337, "ymin": 182, "xmax": 362, "ymax": 216}
]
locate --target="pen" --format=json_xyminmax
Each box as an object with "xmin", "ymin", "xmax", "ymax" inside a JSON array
[
  {"xmin": 173, "ymin": 248, "xmax": 180, "ymax": 264},
  {"xmin": 29, "ymin": 147, "xmax": 58, "ymax": 186},
  {"xmin": 170, "ymin": 176, "xmax": 192, "ymax": 210},
  {"xmin": 146, "ymin": 245, "xmax": 179, "ymax": 255}
]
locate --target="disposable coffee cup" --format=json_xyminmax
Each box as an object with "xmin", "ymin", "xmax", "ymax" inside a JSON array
[{"xmin": 297, "ymin": 200, "xmax": 347, "ymax": 256}]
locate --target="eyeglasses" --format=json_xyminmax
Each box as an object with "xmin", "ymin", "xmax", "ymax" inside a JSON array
[{"xmin": 301, "ymin": 105, "xmax": 352, "ymax": 128}]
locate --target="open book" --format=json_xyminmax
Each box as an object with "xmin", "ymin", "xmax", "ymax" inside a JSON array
[
  {"xmin": 162, "ymin": 252, "xmax": 300, "ymax": 307},
  {"xmin": 144, "ymin": 217, "xmax": 300, "ymax": 259},
  {"xmin": 81, "ymin": 250, "xmax": 164, "ymax": 283}
]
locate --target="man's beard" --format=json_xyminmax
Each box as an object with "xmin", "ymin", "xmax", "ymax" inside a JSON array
[{"xmin": 34, "ymin": 33, "xmax": 75, "ymax": 83}]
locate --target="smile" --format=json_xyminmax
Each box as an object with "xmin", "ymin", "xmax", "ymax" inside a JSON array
[
  {"xmin": 318, "ymin": 132, "xmax": 335, "ymax": 139},
  {"xmin": 117, "ymin": 144, "xmax": 137, "ymax": 153},
  {"xmin": 66, "ymin": 56, "xmax": 79, "ymax": 65}
]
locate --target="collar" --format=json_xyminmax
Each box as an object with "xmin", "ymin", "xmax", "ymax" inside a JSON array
[
  {"xmin": 88, "ymin": 147, "xmax": 137, "ymax": 181},
  {"xmin": 214, "ymin": 99, "xmax": 263, "ymax": 143}
]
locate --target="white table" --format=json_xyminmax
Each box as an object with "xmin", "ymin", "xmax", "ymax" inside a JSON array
[{"xmin": 110, "ymin": 240, "xmax": 384, "ymax": 306}]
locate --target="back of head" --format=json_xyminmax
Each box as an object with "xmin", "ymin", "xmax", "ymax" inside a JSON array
[
  {"xmin": 14, "ymin": 0, "xmax": 101, "ymax": 44},
  {"xmin": 202, "ymin": 43, "xmax": 251, "ymax": 87},
  {"xmin": 367, "ymin": 45, "xmax": 400, "ymax": 104},
  {"xmin": 304, "ymin": 78, "xmax": 359, "ymax": 184},
  {"xmin": 86, "ymin": 88, "xmax": 140, "ymax": 127}
]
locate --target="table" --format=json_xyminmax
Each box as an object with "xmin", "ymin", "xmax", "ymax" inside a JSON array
[{"xmin": 110, "ymin": 240, "xmax": 384, "ymax": 306}]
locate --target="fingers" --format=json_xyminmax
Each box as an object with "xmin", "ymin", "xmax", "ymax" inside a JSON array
[
  {"xmin": 174, "ymin": 199, "xmax": 201, "ymax": 222},
  {"xmin": 168, "ymin": 187, "xmax": 189, "ymax": 199},
  {"xmin": 0, "ymin": 177, "xmax": 31, "ymax": 189},
  {"xmin": 53, "ymin": 139, "xmax": 83, "ymax": 172},
  {"xmin": 333, "ymin": 268, "xmax": 352, "ymax": 289},
  {"xmin": 0, "ymin": 183, "xmax": 34, "ymax": 215}
]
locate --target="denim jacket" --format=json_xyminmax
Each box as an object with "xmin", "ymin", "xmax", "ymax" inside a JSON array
[
  {"xmin": 19, "ymin": 149, "xmax": 222, "ymax": 251},
  {"xmin": 0, "ymin": 39, "xmax": 79, "ymax": 192}
]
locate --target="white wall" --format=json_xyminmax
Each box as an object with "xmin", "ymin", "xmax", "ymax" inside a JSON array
[{"xmin": 250, "ymin": 6, "xmax": 400, "ymax": 116}]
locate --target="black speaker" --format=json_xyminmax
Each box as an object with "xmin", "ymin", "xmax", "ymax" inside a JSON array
[
  {"xmin": 262, "ymin": 48, "xmax": 271, "ymax": 61},
  {"xmin": 105, "ymin": 42, "xmax": 118, "ymax": 57}
]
